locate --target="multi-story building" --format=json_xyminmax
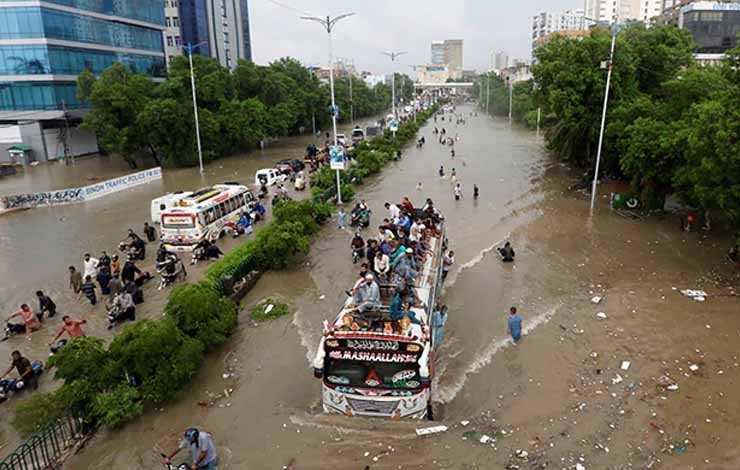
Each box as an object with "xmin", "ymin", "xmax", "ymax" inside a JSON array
[
  {"xmin": 430, "ymin": 39, "xmax": 463, "ymax": 79},
  {"xmin": 663, "ymin": 1, "xmax": 740, "ymax": 64},
  {"xmin": 585, "ymin": 0, "xmax": 663, "ymax": 23},
  {"xmin": 0, "ymin": 0, "xmax": 166, "ymax": 162},
  {"xmin": 492, "ymin": 51, "xmax": 509, "ymax": 72},
  {"xmin": 164, "ymin": 0, "xmax": 183, "ymax": 64},
  {"xmin": 532, "ymin": 9, "xmax": 586, "ymax": 56},
  {"xmin": 0, "ymin": 0, "xmax": 166, "ymax": 112},
  {"xmin": 179, "ymin": 0, "xmax": 252, "ymax": 70}
]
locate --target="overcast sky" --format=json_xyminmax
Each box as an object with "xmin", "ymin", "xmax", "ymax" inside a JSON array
[{"xmin": 249, "ymin": 0, "xmax": 581, "ymax": 74}]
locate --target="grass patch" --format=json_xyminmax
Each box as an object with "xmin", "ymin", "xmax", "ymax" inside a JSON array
[{"xmin": 250, "ymin": 299, "xmax": 290, "ymax": 321}]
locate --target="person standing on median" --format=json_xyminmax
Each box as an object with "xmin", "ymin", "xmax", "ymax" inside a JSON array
[{"xmin": 507, "ymin": 306, "xmax": 522, "ymax": 344}]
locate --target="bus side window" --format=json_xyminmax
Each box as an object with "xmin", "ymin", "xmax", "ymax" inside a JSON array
[{"xmin": 206, "ymin": 208, "xmax": 215, "ymax": 224}]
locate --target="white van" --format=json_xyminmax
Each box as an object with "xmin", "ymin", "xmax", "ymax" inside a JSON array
[
  {"xmin": 254, "ymin": 168, "xmax": 286, "ymax": 188},
  {"xmin": 150, "ymin": 191, "xmax": 192, "ymax": 224}
]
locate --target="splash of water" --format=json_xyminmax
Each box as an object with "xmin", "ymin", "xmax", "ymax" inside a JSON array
[
  {"xmin": 433, "ymin": 302, "xmax": 561, "ymax": 404},
  {"xmin": 443, "ymin": 233, "xmax": 510, "ymax": 290}
]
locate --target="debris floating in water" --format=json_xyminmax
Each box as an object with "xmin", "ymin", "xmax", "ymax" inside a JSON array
[
  {"xmin": 621, "ymin": 361, "xmax": 631, "ymax": 371},
  {"xmin": 416, "ymin": 425, "xmax": 448, "ymax": 436}
]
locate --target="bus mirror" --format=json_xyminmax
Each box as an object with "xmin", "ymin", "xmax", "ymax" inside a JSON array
[{"xmin": 313, "ymin": 368, "xmax": 324, "ymax": 379}]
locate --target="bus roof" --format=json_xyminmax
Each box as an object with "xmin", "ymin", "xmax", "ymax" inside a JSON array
[
  {"xmin": 174, "ymin": 184, "xmax": 250, "ymax": 209},
  {"xmin": 325, "ymin": 223, "xmax": 445, "ymax": 345}
]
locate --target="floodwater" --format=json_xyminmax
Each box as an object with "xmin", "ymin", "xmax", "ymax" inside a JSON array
[{"xmin": 4, "ymin": 105, "xmax": 740, "ymax": 469}]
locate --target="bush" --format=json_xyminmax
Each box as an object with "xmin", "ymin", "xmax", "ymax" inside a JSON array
[
  {"xmin": 48, "ymin": 337, "xmax": 112, "ymax": 384},
  {"xmin": 12, "ymin": 390, "xmax": 67, "ymax": 437},
  {"xmin": 108, "ymin": 319, "xmax": 204, "ymax": 404},
  {"xmin": 165, "ymin": 283, "xmax": 239, "ymax": 351},
  {"xmin": 253, "ymin": 221, "xmax": 311, "ymax": 270},
  {"xmin": 93, "ymin": 384, "xmax": 143, "ymax": 428},
  {"xmin": 250, "ymin": 299, "xmax": 290, "ymax": 321}
]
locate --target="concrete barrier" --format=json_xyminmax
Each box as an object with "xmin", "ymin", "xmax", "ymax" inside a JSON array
[{"xmin": 0, "ymin": 167, "xmax": 162, "ymax": 211}]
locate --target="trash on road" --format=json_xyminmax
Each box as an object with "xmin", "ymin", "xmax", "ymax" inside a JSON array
[
  {"xmin": 689, "ymin": 364, "xmax": 699, "ymax": 371},
  {"xmin": 416, "ymin": 425, "xmax": 448, "ymax": 436},
  {"xmin": 621, "ymin": 361, "xmax": 631, "ymax": 371},
  {"xmin": 680, "ymin": 289, "xmax": 707, "ymax": 301},
  {"xmin": 596, "ymin": 312, "xmax": 608, "ymax": 319},
  {"xmin": 591, "ymin": 296, "xmax": 602, "ymax": 304}
]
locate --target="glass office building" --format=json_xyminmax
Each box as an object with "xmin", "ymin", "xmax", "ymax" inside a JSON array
[
  {"xmin": 180, "ymin": 0, "xmax": 252, "ymax": 69},
  {"xmin": 680, "ymin": 4, "xmax": 740, "ymax": 53},
  {"xmin": 0, "ymin": 1, "xmax": 166, "ymax": 111}
]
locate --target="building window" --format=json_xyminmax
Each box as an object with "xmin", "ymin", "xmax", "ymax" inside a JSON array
[
  {"xmin": 175, "ymin": 36, "xmax": 181, "ymax": 46},
  {"xmin": 173, "ymin": 16, "xmax": 180, "ymax": 27},
  {"xmin": 165, "ymin": 17, "xmax": 171, "ymax": 27},
  {"xmin": 166, "ymin": 36, "xmax": 174, "ymax": 46}
]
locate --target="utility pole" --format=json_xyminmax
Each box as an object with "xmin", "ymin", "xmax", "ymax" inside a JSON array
[
  {"xmin": 382, "ymin": 50, "xmax": 408, "ymax": 131},
  {"xmin": 536, "ymin": 107, "xmax": 541, "ymax": 135},
  {"xmin": 587, "ymin": 18, "xmax": 620, "ymax": 216},
  {"xmin": 61, "ymin": 99, "xmax": 72, "ymax": 165},
  {"xmin": 301, "ymin": 13, "xmax": 355, "ymax": 205},
  {"xmin": 507, "ymin": 77, "xmax": 513, "ymax": 122},
  {"xmin": 349, "ymin": 71, "xmax": 354, "ymax": 127},
  {"xmin": 184, "ymin": 41, "xmax": 207, "ymax": 175},
  {"xmin": 486, "ymin": 53, "xmax": 492, "ymax": 115}
]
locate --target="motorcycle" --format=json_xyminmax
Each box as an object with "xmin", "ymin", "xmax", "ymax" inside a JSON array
[
  {"xmin": 0, "ymin": 361, "xmax": 43, "ymax": 404},
  {"xmin": 160, "ymin": 454, "xmax": 189, "ymax": 470},
  {"xmin": 49, "ymin": 339, "xmax": 67, "ymax": 356},
  {"xmin": 350, "ymin": 206, "xmax": 371, "ymax": 229},
  {"xmin": 352, "ymin": 247, "xmax": 365, "ymax": 264},
  {"xmin": 157, "ymin": 255, "xmax": 187, "ymax": 290},
  {"xmin": 119, "ymin": 241, "xmax": 145, "ymax": 261}
]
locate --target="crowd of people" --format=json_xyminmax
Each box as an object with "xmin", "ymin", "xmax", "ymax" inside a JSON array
[
  {"xmin": 339, "ymin": 196, "xmax": 453, "ymax": 337},
  {"xmin": 1, "ymin": 222, "xmax": 165, "ymax": 396}
]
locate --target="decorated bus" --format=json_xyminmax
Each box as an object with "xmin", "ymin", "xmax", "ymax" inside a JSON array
[
  {"xmin": 159, "ymin": 184, "xmax": 254, "ymax": 252},
  {"xmin": 312, "ymin": 206, "xmax": 446, "ymax": 419}
]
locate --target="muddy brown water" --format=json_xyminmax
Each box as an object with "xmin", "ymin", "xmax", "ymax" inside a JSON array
[{"xmin": 3, "ymin": 107, "xmax": 740, "ymax": 469}]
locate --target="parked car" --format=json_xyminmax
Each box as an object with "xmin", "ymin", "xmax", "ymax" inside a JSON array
[
  {"xmin": 255, "ymin": 168, "xmax": 287, "ymax": 188},
  {"xmin": 275, "ymin": 159, "xmax": 305, "ymax": 174}
]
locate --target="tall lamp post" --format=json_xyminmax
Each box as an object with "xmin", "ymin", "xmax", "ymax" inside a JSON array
[
  {"xmin": 586, "ymin": 17, "xmax": 621, "ymax": 215},
  {"xmin": 301, "ymin": 13, "xmax": 355, "ymax": 204},
  {"xmin": 382, "ymin": 50, "xmax": 407, "ymax": 126},
  {"xmin": 184, "ymin": 41, "xmax": 208, "ymax": 175}
]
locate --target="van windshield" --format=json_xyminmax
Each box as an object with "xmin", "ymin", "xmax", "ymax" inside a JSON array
[{"xmin": 325, "ymin": 359, "xmax": 422, "ymax": 390}]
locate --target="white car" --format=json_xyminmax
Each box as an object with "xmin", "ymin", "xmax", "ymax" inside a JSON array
[{"xmin": 255, "ymin": 168, "xmax": 286, "ymax": 188}]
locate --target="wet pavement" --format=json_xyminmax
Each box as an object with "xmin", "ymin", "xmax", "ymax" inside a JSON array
[{"xmin": 3, "ymin": 106, "xmax": 740, "ymax": 469}]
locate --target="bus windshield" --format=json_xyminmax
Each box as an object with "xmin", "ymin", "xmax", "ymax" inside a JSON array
[
  {"xmin": 324, "ymin": 359, "xmax": 422, "ymax": 390},
  {"xmin": 162, "ymin": 215, "xmax": 195, "ymax": 229}
]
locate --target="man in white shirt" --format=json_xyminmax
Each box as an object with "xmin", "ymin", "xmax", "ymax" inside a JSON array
[
  {"xmin": 384, "ymin": 202, "xmax": 401, "ymax": 220},
  {"xmin": 410, "ymin": 219, "xmax": 426, "ymax": 242},
  {"xmin": 374, "ymin": 251, "xmax": 390, "ymax": 276},
  {"xmin": 82, "ymin": 253, "xmax": 99, "ymax": 279}
]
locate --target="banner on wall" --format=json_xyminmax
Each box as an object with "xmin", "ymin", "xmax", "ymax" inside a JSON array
[{"xmin": 0, "ymin": 167, "xmax": 162, "ymax": 211}]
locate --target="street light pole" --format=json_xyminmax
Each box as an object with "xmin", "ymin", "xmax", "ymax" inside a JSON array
[
  {"xmin": 486, "ymin": 54, "xmax": 491, "ymax": 115},
  {"xmin": 588, "ymin": 19, "xmax": 619, "ymax": 215},
  {"xmin": 382, "ymin": 50, "xmax": 408, "ymax": 131},
  {"xmin": 301, "ymin": 13, "xmax": 355, "ymax": 205},
  {"xmin": 184, "ymin": 42, "xmax": 207, "ymax": 175},
  {"xmin": 507, "ymin": 77, "xmax": 513, "ymax": 122}
]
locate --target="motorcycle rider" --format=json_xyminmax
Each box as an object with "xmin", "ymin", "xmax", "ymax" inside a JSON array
[
  {"xmin": 350, "ymin": 232, "xmax": 365, "ymax": 262},
  {"xmin": 1, "ymin": 350, "xmax": 38, "ymax": 391},
  {"xmin": 163, "ymin": 428, "xmax": 218, "ymax": 470}
]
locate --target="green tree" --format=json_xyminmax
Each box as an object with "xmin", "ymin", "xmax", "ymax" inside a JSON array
[
  {"xmin": 165, "ymin": 282, "xmax": 238, "ymax": 351},
  {"xmin": 79, "ymin": 63, "xmax": 155, "ymax": 167},
  {"xmin": 108, "ymin": 319, "xmax": 204, "ymax": 404}
]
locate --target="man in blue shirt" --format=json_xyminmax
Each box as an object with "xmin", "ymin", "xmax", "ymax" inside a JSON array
[
  {"xmin": 164, "ymin": 428, "xmax": 217, "ymax": 469},
  {"xmin": 507, "ymin": 306, "xmax": 522, "ymax": 343}
]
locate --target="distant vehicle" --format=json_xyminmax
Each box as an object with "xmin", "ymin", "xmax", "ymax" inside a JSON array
[
  {"xmin": 351, "ymin": 127, "xmax": 366, "ymax": 144},
  {"xmin": 365, "ymin": 126, "xmax": 382, "ymax": 138},
  {"xmin": 150, "ymin": 191, "xmax": 193, "ymax": 224},
  {"xmin": 160, "ymin": 184, "xmax": 255, "ymax": 252},
  {"xmin": 336, "ymin": 134, "xmax": 348, "ymax": 146},
  {"xmin": 404, "ymin": 105, "xmax": 412, "ymax": 113},
  {"xmin": 255, "ymin": 168, "xmax": 287, "ymax": 188},
  {"xmin": 275, "ymin": 159, "xmax": 305, "ymax": 174}
]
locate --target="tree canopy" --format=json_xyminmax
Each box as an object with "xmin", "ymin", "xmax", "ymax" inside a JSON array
[{"xmin": 79, "ymin": 57, "xmax": 403, "ymax": 167}]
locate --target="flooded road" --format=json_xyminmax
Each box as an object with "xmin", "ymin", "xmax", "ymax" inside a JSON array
[{"xmin": 5, "ymin": 105, "xmax": 740, "ymax": 469}]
